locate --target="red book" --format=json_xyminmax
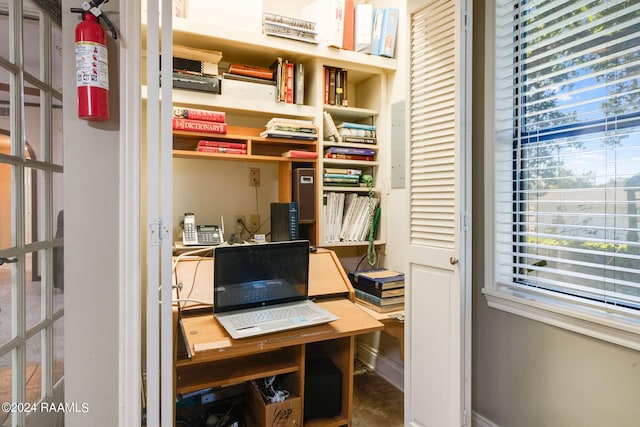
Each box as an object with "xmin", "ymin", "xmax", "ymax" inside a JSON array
[
  {"xmin": 172, "ymin": 118, "xmax": 227, "ymax": 134},
  {"xmin": 343, "ymin": 0, "xmax": 355, "ymax": 51},
  {"xmin": 173, "ymin": 107, "xmax": 225, "ymax": 123},
  {"xmin": 285, "ymin": 62, "xmax": 294, "ymax": 104},
  {"xmin": 324, "ymin": 153, "xmax": 374, "ymax": 161},
  {"xmin": 281, "ymin": 150, "xmax": 318, "ymax": 159},
  {"xmin": 197, "ymin": 146, "xmax": 247, "ymax": 154},
  {"xmin": 198, "ymin": 140, "xmax": 247, "ymax": 149},
  {"xmin": 228, "ymin": 63, "xmax": 273, "ymax": 80}
]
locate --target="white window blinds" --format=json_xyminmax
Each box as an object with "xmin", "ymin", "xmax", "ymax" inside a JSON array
[{"xmin": 493, "ymin": 0, "xmax": 640, "ymax": 311}]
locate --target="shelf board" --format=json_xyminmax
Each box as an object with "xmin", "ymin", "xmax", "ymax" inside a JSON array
[
  {"xmin": 168, "ymin": 17, "xmax": 397, "ymax": 73},
  {"xmin": 322, "ymin": 158, "xmax": 379, "ymax": 167},
  {"xmin": 322, "ymin": 186, "xmax": 379, "ymax": 193},
  {"xmin": 324, "ymin": 104, "xmax": 378, "ymax": 122},
  {"xmin": 320, "ymin": 240, "xmax": 386, "ymax": 248},
  {"xmin": 142, "ymin": 86, "xmax": 316, "ymax": 119},
  {"xmin": 173, "ymin": 149, "xmax": 317, "ymax": 164}
]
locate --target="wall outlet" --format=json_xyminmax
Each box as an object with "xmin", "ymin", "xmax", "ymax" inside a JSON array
[
  {"xmin": 249, "ymin": 167, "xmax": 260, "ymax": 186},
  {"xmin": 249, "ymin": 214, "xmax": 260, "ymax": 231}
]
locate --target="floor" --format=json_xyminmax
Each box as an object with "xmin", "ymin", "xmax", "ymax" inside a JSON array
[{"xmin": 352, "ymin": 366, "xmax": 404, "ymax": 427}]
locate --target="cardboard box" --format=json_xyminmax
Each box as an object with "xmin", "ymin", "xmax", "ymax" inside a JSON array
[{"xmin": 247, "ymin": 376, "xmax": 302, "ymax": 426}]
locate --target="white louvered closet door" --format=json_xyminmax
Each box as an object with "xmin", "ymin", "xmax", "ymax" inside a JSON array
[{"xmin": 405, "ymin": 0, "xmax": 471, "ymax": 426}]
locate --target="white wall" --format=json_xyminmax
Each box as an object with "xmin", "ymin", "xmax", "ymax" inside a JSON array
[
  {"xmin": 472, "ymin": 1, "xmax": 640, "ymax": 426},
  {"xmin": 62, "ymin": 0, "xmax": 121, "ymax": 425}
]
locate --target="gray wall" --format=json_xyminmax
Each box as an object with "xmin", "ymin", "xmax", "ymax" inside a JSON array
[
  {"xmin": 62, "ymin": 1, "xmax": 121, "ymax": 425},
  {"xmin": 471, "ymin": 2, "xmax": 640, "ymax": 426}
]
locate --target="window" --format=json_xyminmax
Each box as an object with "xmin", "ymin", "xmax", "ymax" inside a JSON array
[
  {"xmin": 485, "ymin": 0, "xmax": 640, "ymax": 348},
  {"xmin": 0, "ymin": 1, "xmax": 64, "ymax": 425}
]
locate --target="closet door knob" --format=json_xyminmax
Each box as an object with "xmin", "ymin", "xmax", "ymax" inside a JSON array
[{"xmin": 449, "ymin": 257, "xmax": 459, "ymax": 265}]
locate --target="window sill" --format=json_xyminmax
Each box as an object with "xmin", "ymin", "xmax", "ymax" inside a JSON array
[{"xmin": 482, "ymin": 286, "xmax": 640, "ymax": 351}]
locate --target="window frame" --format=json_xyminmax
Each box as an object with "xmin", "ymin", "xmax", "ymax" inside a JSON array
[{"xmin": 483, "ymin": 0, "xmax": 640, "ymax": 351}]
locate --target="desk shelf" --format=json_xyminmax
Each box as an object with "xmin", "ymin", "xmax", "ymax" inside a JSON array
[{"xmin": 176, "ymin": 348, "xmax": 301, "ymax": 395}]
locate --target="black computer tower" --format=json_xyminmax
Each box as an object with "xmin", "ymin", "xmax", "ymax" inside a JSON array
[
  {"xmin": 304, "ymin": 358, "xmax": 342, "ymax": 420},
  {"xmin": 270, "ymin": 202, "xmax": 299, "ymax": 241}
]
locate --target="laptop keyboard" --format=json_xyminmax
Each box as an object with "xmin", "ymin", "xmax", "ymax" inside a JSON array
[{"xmin": 229, "ymin": 304, "xmax": 316, "ymax": 329}]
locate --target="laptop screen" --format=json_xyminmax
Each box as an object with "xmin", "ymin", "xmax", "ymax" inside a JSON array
[{"xmin": 213, "ymin": 240, "xmax": 310, "ymax": 313}]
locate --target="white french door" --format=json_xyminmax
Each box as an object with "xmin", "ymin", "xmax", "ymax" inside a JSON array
[
  {"xmin": 0, "ymin": 1, "xmax": 64, "ymax": 426},
  {"xmin": 405, "ymin": 0, "xmax": 472, "ymax": 426}
]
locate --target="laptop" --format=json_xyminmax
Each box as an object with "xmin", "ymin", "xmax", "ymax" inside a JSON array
[{"xmin": 213, "ymin": 240, "xmax": 339, "ymax": 339}]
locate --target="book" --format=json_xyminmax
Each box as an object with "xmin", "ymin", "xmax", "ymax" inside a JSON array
[
  {"xmin": 270, "ymin": 57, "xmax": 284, "ymax": 101},
  {"xmin": 295, "ymin": 62, "xmax": 305, "ymax": 105},
  {"xmin": 324, "ymin": 146, "xmax": 376, "ymax": 156},
  {"xmin": 269, "ymin": 124, "xmax": 318, "ymax": 134},
  {"xmin": 354, "ymin": 3, "xmax": 374, "ymax": 53},
  {"xmin": 262, "ymin": 22, "xmax": 319, "ymax": 44},
  {"xmin": 172, "ymin": 118, "xmax": 227, "ymax": 134},
  {"xmin": 377, "ymin": 8, "xmax": 400, "ymax": 58},
  {"xmin": 352, "ymin": 282, "xmax": 404, "ymax": 298},
  {"xmin": 220, "ymin": 77, "xmax": 277, "ymax": 101},
  {"xmin": 354, "ymin": 288, "xmax": 405, "ymax": 306},
  {"xmin": 262, "ymin": 12, "xmax": 316, "ymax": 32},
  {"xmin": 355, "ymin": 298, "xmax": 404, "ymax": 313},
  {"xmin": 221, "ymin": 72, "xmax": 276, "ymax": 85},
  {"xmin": 342, "ymin": 0, "xmax": 355, "ymax": 51},
  {"xmin": 370, "ymin": 8, "xmax": 385, "ymax": 56},
  {"xmin": 285, "ymin": 62, "xmax": 294, "ymax": 104},
  {"xmin": 323, "ymin": 176, "xmax": 360, "ymax": 185},
  {"xmin": 266, "ymin": 117, "xmax": 313, "ymax": 127},
  {"xmin": 198, "ymin": 140, "xmax": 247, "ymax": 150},
  {"xmin": 337, "ymin": 122, "xmax": 376, "ymax": 131},
  {"xmin": 340, "ymin": 136, "xmax": 377, "ymax": 144},
  {"xmin": 324, "ymin": 173, "xmax": 361, "ymax": 179},
  {"xmin": 261, "ymin": 130, "xmax": 318, "ymax": 140},
  {"xmin": 228, "ymin": 63, "xmax": 273, "ymax": 80},
  {"xmin": 173, "ymin": 107, "xmax": 225, "ymax": 123},
  {"xmin": 305, "ymin": 0, "xmax": 345, "ymax": 48},
  {"xmin": 323, "ymin": 111, "xmax": 341, "ymax": 142},
  {"xmin": 348, "ymin": 268, "xmax": 405, "ymax": 290},
  {"xmin": 338, "ymin": 127, "xmax": 376, "ymax": 137},
  {"xmin": 324, "ymin": 167, "xmax": 362, "ymax": 175},
  {"xmin": 324, "ymin": 153, "xmax": 375, "ymax": 161},
  {"xmin": 173, "ymin": 45, "xmax": 222, "ymax": 75},
  {"xmin": 197, "ymin": 146, "xmax": 247, "ymax": 155},
  {"xmin": 281, "ymin": 150, "xmax": 319, "ymax": 159}
]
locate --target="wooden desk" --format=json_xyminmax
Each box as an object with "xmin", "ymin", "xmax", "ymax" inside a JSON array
[{"xmin": 173, "ymin": 248, "xmax": 384, "ymax": 426}]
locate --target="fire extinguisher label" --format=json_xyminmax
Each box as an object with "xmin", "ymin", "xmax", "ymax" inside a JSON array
[{"xmin": 75, "ymin": 41, "xmax": 109, "ymax": 90}]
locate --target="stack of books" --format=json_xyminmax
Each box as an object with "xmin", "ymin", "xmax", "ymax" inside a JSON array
[
  {"xmin": 323, "ymin": 167, "xmax": 363, "ymax": 187},
  {"xmin": 323, "ymin": 192, "xmax": 380, "ymax": 242},
  {"xmin": 270, "ymin": 58, "xmax": 305, "ymax": 104},
  {"xmin": 323, "ymin": 66, "xmax": 348, "ymax": 106},
  {"xmin": 348, "ymin": 268, "xmax": 405, "ymax": 313},
  {"xmin": 262, "ymin": 12, "xmax": 318, "ymax": 44},
  {"xmin": 261, "ymin": 118, "xmax": 318, "ymax": 141},
  {"xmin": 324, "ymin": 146, "xmax": 376, "ymax": 161},
  {"xmin": 337, "ymin": 122, "xmax": 376, "ymax": 144},
  {"xmin": 197, "ymin": 140, "xmax": 247, "ymax": 155},
  {"xmin": 172, "ymin": 107, "xmax": 227, "ymax": 135}
]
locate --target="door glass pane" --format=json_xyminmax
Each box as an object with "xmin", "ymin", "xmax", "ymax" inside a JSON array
[
  {"xmin": 52, "ymin": 95, "xmax": 63, "ymax": 166},
  {"xmin": 51, "ymin": 23, "xmax": 62, "ymax": 94},
  {"xmin": 26, "ymin": 250, "xmax": 44, "ymax": 331},
  {"xmin": 22, "ymin": 1, "xmax": 41, "ymax": 80},
  {"xmin": 0, "ymin": 8, "xmax": 9, "ymax": 62},
  {"xmin": 24, "ymin": 88, "xmax": 42, "ymax": 159},
  {"xmin": 0, "ymin": 262, "xmax": 14, "ymax": 347},
  {"xmin": 25, "ymin": 330, "xmax": 42, "ymax": 404},
  {"xmin": 0, "ymin": 162, "xmax": 13, "ymax": 250},
  {"xmin": 0, "ymin": 66, "xmax": 12, "ymax": 153},
  {"xmin": 0, "ymin": 351, "xmax": 13, "ymax": 426},
  {"xmin": 53, "ymin": 317, "xmax": 63, "ymax": 385},
  {"xmin": 24, "ymin": 167, "xmax": 44, "ymax": 246}
]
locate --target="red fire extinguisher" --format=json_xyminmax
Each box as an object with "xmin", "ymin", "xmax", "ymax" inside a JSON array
[{"xmin": 71, "ymin": 1, "xmax": 117, "ymax": 121}]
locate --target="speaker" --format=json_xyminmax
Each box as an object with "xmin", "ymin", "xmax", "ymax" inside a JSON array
[
  {"xmin": 270, "ymin": 202, "xmax": 298, "ymax": 241},
  {"xmin": 304, "ymin": 358, "xmax": 342, "ymax": 420},
  {"xmin": 293, "ymin": 168, "xmax": 316, "ymax": 222}
]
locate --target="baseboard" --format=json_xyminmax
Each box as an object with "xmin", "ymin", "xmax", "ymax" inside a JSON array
[
  {"xmin": 356, "ymin": 339, "xmax": 404, "ymax": 392},
  {"xmin": 473, "ymin": 411, "xmax": 499, "ymax": 427}
]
